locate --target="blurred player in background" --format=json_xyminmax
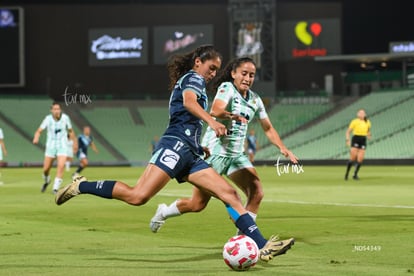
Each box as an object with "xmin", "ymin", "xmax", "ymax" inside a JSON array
[
  {"xmin": 0, "ymin": 127, "xmax": 7, "ymax": 185},
  {"xmin": 33, "ymin": 102, "xmax": 77, "ymax": 193},
  {"xmin": 149, "ymin": 135, "xmax": 159, "ymax": 154},
  {"xmin": 150, "ymin": 57, "xmax": 297, "ymax": 237},
  {"xmin": 72, "ymin": 126, "xmax": 98, "ymax": 178},
  {"xmin": 246, "ymin": 129, "xmax": 258, "ymax": 163},
  {"xmin": 345, "ymin": 109, "xmax": 371, "ymax": 180},
  {"xmin": 65, "ymin": 133, "xmax": 74, "ymax": 172},
  {"xmin": 55, "ymin": 45, "xmax": 294, "ymax": 262}
]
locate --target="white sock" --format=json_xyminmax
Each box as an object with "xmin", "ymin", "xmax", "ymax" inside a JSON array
[
  {"xmin": 53, "ymin": 178, "xmax": 63, "ymax": 191},
  {"xmin": 65, "ymin": 161, "xmax": 71, "ymax": 171},
  {"xmin": 247, "ymin": 211, "xmax": 257, "ymax": 221},
  {"xmin": 163, "ymin": 200, "xmax": 182, "ymax": 219},
  {"xmin": 43, "ymin": 174, "xmax": 51, "ymax": 184}
]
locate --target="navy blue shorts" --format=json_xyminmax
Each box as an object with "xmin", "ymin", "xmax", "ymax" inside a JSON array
[{"xmin": 149, "ymin": 136, "xmax": 210, "ymax": 183}]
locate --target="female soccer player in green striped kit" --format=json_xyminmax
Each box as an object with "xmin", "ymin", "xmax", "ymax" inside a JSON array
[{"xmin": 150, "ymin": 56, "xmax": 296, "ymax": 256}]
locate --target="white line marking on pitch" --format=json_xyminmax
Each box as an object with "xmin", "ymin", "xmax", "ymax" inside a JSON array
[
  {"xmin": 267, "ymin": 199, "xmax": 414, "ymax": 209},
  {"xmin": 158, "ymin": 192, "xmax": 414, "ymax": 209}
]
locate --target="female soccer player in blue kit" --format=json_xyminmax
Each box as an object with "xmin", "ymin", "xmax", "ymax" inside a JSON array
[{"xmin": 55, "ymin": 45, "xmax": 293, "ymax": 262}]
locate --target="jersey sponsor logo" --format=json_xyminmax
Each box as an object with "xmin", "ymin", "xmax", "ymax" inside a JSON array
[{"xmin": 160, "ymin": 149, "xmax": 180, "ymax": 170}]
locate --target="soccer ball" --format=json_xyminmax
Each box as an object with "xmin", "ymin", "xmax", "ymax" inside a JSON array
[{"xmin": 222, "ymin": 235, "xmax": 259, "ymax": 271}]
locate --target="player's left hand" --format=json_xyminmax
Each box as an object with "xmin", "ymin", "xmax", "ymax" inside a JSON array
[
  {"xmin": 230, "ymin": 113, "xmax": 248, "ymax": 124},
  {"xmin": 203, "ymin": 147, "xmax": 211, "ymax": 160}
]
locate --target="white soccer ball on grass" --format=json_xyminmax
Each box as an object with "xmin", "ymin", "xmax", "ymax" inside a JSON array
[{"xmin": 222, "ymin": 234, "xmax": 259, "ymax": 271}]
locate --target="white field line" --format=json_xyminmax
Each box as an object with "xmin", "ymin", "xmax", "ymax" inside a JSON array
[
  {"xmin": 266, "ymin": 199, "xmax": 414, "ymax": 209},
  {"xmin": 158, "ymin": 192, "xmax": 414, "ymax": 209}
]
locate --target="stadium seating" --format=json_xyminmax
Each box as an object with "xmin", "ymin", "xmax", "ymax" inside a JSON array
[
  {"xmin": 0, "ymin": 116, "xmax": 44, "ymax": 164},
  {"xmin": 256, "ymin": 89, "xmax": 414, "ymax": 160},
  {"xmin": 0, "ymin": 89, "xmax": 413, "ymax": 165},
  {"xmin": 0, "ymin": 97, "xmax": 52, "ymax": 141},
  {"xmin": 0, "ymin": 98, "xmax": 119, "ymax": 164},
  {"xmin": 247, "ymin": 103, "xmax": 334, "ymax": 148},
  {"xmin": 79, "ymin": 103, "xmax": 169, "ymax": 163}
]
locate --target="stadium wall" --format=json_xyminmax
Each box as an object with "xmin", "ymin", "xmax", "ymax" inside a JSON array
[
  {"xmin": 0, "ymin": 3, "xmax": 230, "ymax": 100},
  {"xmin": 0, "ymin": 1, "xmax": 345, "ymax": 100}
]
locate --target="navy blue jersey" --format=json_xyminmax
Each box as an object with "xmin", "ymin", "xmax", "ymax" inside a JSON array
[
  {"xmin": 163, "ymin": 70, "xmax": 208, "ymax": 156},
  {"xmin": 78, "ymin": 134, "xmax": 93, "ymax": 155}
]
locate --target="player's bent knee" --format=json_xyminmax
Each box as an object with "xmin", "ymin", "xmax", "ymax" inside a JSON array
[
  {"xmin": 126, "ymin": 193, "xmax": 151, "ymax": 206},
  {"xmin": 128, "ymin": 198, "xmax": 149, "ymax": 206},
  {"xmin": 255, "ymin": 188, "xmax": 264, "ymax": 201}
]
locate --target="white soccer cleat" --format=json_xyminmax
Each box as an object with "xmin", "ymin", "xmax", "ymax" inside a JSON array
[{"xmin": 149, "ymin": 204, "xmax": 167, "ymax": 233}]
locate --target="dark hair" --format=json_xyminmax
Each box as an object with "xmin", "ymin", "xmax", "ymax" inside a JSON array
[
  {"xmin": 166, "ymin": 44, "xmax": 222, "ymax": 91},
  {"xmin": 358, "ymin": 109, "xmax": 368, "ymax": 122},
  {"xmin": 210, "ymin": 56, "xmax": 256, "ymax": 92},
  {"xmin": 51, "ymin": 101, "xmax": 61, "ymax": 108}
]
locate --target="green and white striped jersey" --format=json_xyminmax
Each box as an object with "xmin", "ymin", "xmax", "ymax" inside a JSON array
[
  {"xmin": 39, "ymin": 113, "xmax": 72, "ymax": 149},
  {"xmin": 201, "ymin": 82, "xmax": 268, "ymax": 157}
]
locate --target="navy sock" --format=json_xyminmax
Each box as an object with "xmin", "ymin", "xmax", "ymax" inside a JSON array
[
  {"xmin": 354, "ymin": 162, "xmax": 361, "ymax": 176},
  {"xmin": 76, "ymin": 166, "xmax": 84, "ymax": 173},
  {"xmin": 79, "ymin": 180, "xmax": 116, "ymax": 199},
  {"xmin": 345, "ymin": 161, "xmax": 353, "ymax": 175},
  {"xmin": 235, "ymin": 213, "xmax": 267, "ymax": 248}
]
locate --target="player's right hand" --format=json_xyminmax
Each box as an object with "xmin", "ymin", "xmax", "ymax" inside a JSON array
[{"xmin": 210, "ymin": 120, "xmax": 227, "ymax": 137}]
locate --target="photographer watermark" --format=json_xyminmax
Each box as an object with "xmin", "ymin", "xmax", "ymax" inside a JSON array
[
  {"xmin": 352, "ymin": 245, "xmax": 382, "ymax": 252},
  {"xmin": 62, "ymin": 86, "xmax": 93, "ymax": 106},
  {"xmin": 274, "ymin": 156, "xmax": 304, "ymax": 176}
]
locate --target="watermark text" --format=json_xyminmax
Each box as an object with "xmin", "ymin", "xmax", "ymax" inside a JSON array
[
  {"xmin": 63, "ymin": 86, "xmax": 92, "ymax": 106},
  {"xmin": 274, "ymin": 156, "xmax": 304, "ymax": 176},
  {"xmin": 352, "ymin": 245, "xmax": 382, "ymax": 252}
]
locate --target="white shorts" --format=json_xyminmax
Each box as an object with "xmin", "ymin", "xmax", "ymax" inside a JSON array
[
  {"xmin": 45, "ymin": 144, "xmax": 68, "ymax": 158},
  {"xmin": 205, "ymin": 154, "xmax": 253, "ymax": 176},
  {"xmin": 77, "ymin": 152, "xmax": 87, "ymax": 160}
]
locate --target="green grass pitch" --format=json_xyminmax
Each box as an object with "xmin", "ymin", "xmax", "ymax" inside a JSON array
[{"xmin": 0, "ymin": 165, "xmax": 413, "ymax": 275}]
